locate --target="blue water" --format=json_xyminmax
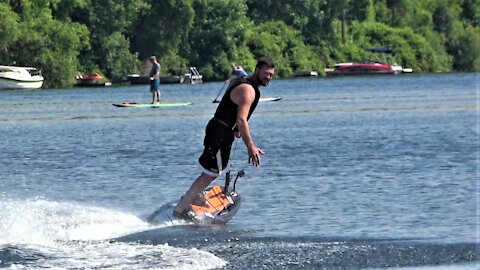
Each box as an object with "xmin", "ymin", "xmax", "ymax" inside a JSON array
[{"xmin": 0, "ymin": 73, "xmax": 478, "ymax": 269}]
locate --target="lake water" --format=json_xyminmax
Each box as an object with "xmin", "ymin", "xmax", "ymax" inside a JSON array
[{"xmin": 0, "ymin": 73, "xmax": 478, "ymax": 269}]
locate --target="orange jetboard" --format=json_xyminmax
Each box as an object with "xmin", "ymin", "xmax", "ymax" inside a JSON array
[{"xmin": 190, "ymin": 185, "xmax": 232, "ymax": 216}]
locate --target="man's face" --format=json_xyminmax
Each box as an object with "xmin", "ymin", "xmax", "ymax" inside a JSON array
[{"xmin": 257, "ymin": 66, "xmax": 275, "ymax": 86}]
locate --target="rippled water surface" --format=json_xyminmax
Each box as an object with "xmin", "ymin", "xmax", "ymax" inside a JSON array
[{"xmin": 0, "ymin": 73, "xmax": 478, "ymax": 269}]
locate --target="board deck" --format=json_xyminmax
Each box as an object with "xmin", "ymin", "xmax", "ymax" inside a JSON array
[
  {"xmin": 112, "ymin": 102, "xmax": 192, "ymax": 108},
  {"xmin": 190, "ymin": 185, "xmax": 232, "ymax": 216},
  {"xmin": 259, "ymin": 96, "xmax": 282, "ymax": 102},
  {"xmin": 213, "ymin": 96, "xmax": 282, "ymax": 103},
  {"xmin": 147, "ymin": 185, "xmax": 241, "ymax": 225}
]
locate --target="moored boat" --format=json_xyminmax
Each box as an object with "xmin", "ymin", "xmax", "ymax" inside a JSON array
[
  {"xmin": 126, "ymin": 74, "xmax": 150, "ymax": 84},
  {"xmin": 75, "ymin": 73, "xmax": 111, "ymax": 87},
  {"xmin": 332, "ymin": 62, "xmax": 401, "ymax": 75},
  {"xmin": 292, "ymin": 71, "xmax": 318, "ymax": 77},
  {"xmin": 0, "ymin": 65, "xmax": 44, "ymax": 90},
  {"xmin": 329, "ymin": 48, "xmax": 413, "ymax": 76}
]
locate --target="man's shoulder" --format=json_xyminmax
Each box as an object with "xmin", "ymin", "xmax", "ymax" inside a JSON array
[
  {"xmin": 231, "ymin": 78, "xmax": 253, "ymax": 88},
  {"xmin": 231, "ymin": 82, "xmax": 255, "ymax": 99},
  {"xmin": 230, "ymin": 76, "xmax": 251, "ymax": 86}
]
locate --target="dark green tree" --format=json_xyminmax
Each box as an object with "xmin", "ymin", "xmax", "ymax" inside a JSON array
[
  {"xmin": 131, "ymin": 0, "xmax": 194, "ymax": 75},
  {"xmin": 385, "ymin": 0, "xmax": 409, "ymax": 27},
  {"xmin": 246, "ymin": 0, "xmax": 339, "ymax": 45},
  {"xmin": 448, "ymin": 25, "xmax": 480, "ymax": 71},
  {"xmin": 433, "ymin": 5, "xmax": 453, "ymax": 35},
  {"xmin": 461, "ymin": 0, "xmax": 480, "ymax": 26},
  {"xmin": 347, "ymin": 0, "xmax": 375, "ymax": 22},
  {"xmin": 0, "ymin": 3, "xmax": 19, "ymax": 54},
  {"xmin": 186, "ymin": 0, "xmax": 253, "ymax": 80},
  {"xmin": 0, "ymin": 0, "xmax": 89, "ymax": 87},
  {"xmin": 77, "ymin": 0, "xmax": 148, "ymax": 81},
  {"xmin": 346, "ymin": 21, "xmax": 443, "ymax": 72},
  {"xmin": 247, "ymin": 21, "xmax": 319, "ymax": 77}
]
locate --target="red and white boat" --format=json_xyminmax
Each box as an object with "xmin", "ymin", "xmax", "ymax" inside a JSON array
[
  {"xmin": 330, "ymin": 48, "xmax": 412, "ymax": 76},
  {"xmin": 75, "ymin": 73, "xmax": 111, "ymax": 87}
]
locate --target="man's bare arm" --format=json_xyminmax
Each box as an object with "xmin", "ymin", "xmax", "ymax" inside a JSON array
[{"xmin": 231, "ymin": 85, "xmax": 264, "ymax": 166}]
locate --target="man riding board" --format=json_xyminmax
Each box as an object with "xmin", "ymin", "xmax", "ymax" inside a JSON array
[{"xmin": 174, "ymin": 57, "xmax": 275, "ymax": 218}]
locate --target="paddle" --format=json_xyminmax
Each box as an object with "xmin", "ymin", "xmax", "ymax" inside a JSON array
[{"xmin": 213, "ymin": 81, "xmax": 227, "ymax": 103}]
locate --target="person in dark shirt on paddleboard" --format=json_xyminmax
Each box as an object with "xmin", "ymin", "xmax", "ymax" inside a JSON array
[
  {"xmin": 174, "ymin": 57, "xmax": 275, "ymax": 218},
  {"xmin": 226, "ymin": 63, "xmax": 248, "ymax": 83},
  {"xmin": 149, "ymin": 56, "xmax": 161, "ymax": 104}
]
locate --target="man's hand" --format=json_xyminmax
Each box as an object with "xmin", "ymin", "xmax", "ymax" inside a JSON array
[
  {"xmin": 248, "ymin": 145, "xmax": 265, "ymax": 166},
  {"xmin": 234, "ymin": 131, "xmax": 241, "ymax": 138}
]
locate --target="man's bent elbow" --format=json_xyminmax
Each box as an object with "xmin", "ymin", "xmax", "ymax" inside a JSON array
[{"xmin": 236, "ymin": 118, "xmax": 248, "ymax": 129}]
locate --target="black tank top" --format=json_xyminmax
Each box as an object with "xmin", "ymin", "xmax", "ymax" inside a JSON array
[{"xmin": 213, "ymin": 77, "xmax": 261, "ymax": 129}]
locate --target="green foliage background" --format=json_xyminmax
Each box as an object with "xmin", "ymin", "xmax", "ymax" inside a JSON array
[{"xmin": 0, "ymin": 0, "xmax": 478, "ymax": 87}]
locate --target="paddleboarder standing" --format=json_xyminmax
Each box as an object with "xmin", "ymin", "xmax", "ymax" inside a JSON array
[
  {"xmin": 149, "ymin": 56, "xmax": 161, "ymax": 104},
  {"xmin": 226, "ymin": 63, "xmax": 248, "ymax": 83},
  {"xmin": 174, "ymin": 57, "xmax": 275, "ymax": 217}
]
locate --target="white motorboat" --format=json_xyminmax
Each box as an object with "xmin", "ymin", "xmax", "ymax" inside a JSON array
[{"xmin": 0, "ymin": 65, "xmax": 44, "ymax": 90}]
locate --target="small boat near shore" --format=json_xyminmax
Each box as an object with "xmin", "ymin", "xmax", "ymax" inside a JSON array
[
  {"xmin": 331, "ymin": 62, "xmax": 403, "ymax": 75},
  {"xmin": 75, "ymin": 73, "xmax": 111, "ymax": 87},
  {"xmin": 0, "ymin": 65, "xmax": 44, "ymax": 90},
  {"xmin": 292, "ymin": 71, "xmax": 318, "ymax": 77},
  {"xmin": 328, "ymin": 48, "xmax": 413, "ymax": 76}
]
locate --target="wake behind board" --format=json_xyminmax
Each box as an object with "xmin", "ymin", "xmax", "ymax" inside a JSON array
[
  {"xmin": 112, "ymin": 102, "xmax": 192, "ymax": 108},
  {"xmin": 148, "ymin": 171, "xmax": 244, "ymax": 225}
]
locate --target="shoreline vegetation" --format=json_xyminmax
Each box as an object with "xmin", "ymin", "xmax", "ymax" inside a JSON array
[{"xmin": 0, "ymin": 0, "xmax": 479, "ymax": 88}]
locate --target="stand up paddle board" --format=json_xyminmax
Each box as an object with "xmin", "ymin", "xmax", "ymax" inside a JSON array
[
  {"xmin": 213, "ymin": 96, "xmax": 282, "ymax": 103},
  {"xmin": 147, "ymin": 170, "xmax": 244, "ymax": 225},
  {"xmin": 112, "ymin": 102, "xmax": 192, "ymax": 108},
  {"xmin": 260, "ymin": 96, "xmax": 282, "ymax": 102}
]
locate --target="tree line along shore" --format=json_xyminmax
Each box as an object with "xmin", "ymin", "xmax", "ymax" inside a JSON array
[{"xmin": 0, "ymin": 0, "xmax": 478, "ymax": 88}]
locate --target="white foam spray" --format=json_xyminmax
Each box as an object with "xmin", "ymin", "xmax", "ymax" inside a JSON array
[{"xmin": 0, "ymin": 198, "xmax": 226, "ymax": 269}]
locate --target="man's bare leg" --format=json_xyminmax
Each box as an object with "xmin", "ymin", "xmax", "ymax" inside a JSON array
[{"xmin": 174, "ymin": 172, "xmax": 216, "ymax": 214}]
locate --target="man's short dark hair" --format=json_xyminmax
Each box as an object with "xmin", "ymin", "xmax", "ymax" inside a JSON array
[{"xmin": 256, "ymin": 57, "xmax": 275, "ymax": 69}]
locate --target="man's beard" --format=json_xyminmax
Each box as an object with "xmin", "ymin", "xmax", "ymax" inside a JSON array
[
  {"xmin": 259, "ymin": 78, "xmax": 269, "ymax": 86},
  {"xmin": 254, "ymin": 74, "xmax": 269, "ymax": 86}
]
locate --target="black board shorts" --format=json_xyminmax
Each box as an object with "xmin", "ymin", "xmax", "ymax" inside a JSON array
[{"xmin": 198, "ymin": 119, "xmax": 235, "ymax": 177}]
